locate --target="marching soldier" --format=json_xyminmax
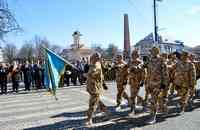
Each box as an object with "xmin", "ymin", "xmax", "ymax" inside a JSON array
[
  {"xmin": 168, "ymin": 53, "xmax": 178, "ymax": 96},
  {"xmin": 173, "ymin": 52, "xmax": 196, "ymax": 113},
  {"xmin": 158, "ymin": 53, "xmax": 170, "ymax": 113},
  {"xmin": 146, "ymin": 47, "xmax": 169, "ymax": 124},
  {"xmin": 128, "ymin": 50, "xmax": 146, "ymax": 115},
  {"xmin": 114, "ymin": 54, "xmax": 129, "ymax": 111},
  {"xmin": 188, "ymin": 54, "xmax": 200, "ymax": 99},
  {"xmin": 85, "ymin": 52, "xmax": 109, "ymax": 126}
]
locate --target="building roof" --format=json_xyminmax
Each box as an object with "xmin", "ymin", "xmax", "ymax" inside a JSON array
[{"xmin": 135, "ymin": 33, "xmax": 184, "ymax": 47}]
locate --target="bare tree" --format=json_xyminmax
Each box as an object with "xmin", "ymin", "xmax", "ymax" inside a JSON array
[
  {"xmin": 4, "ymin": 43, "xmax": 17, "ymax": 63},
  {"xmin": 18, "ymin": 41, "xmax": 34, "ymax": 62},
  {"xmin": 50, "ymin": 44, "xmax": 62, "ymax": 54},
  {"xmin": 91, "ymin": 43, "xmax": 106, "ymax": 57},
  {"xmin": 105, "ymin": 43, "xmax": 118, "ymax": 59},
  {"xmin": 34, "ymin": 35, "xmax": 50, "ymax": 61},
  {"xmin": 0, "ymin": 0, "xmax": 22, "ymax": 40}
]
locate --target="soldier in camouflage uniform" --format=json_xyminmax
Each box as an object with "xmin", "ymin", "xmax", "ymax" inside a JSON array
[
  {"xmin": 128, "ymin": 50, "xmax": 146, "ymax": 115},
  {"xmin": 114, "ymin": 54, "xmax": 129, "ymax": 110},
  {"xmin": 157, "ymin": 53, "xmax": 170, "ymax": 113},
  {"xmin": 146, "ymin": 47, "xmax": 169, "ymax": 124},
  {"xmin": 168, "ymin": 53, "xmax": 178, "ymax": 96},
  {"xmin": 172, "ymin": 52, "xmax": 196, "ymax": 113},
  {"xmin": 85, "ymin": 53, "xmax": 108, "ymax": 126},
  {"xmin": 188, "ymin": 54, "xmax": 198, "ymax": 101}
]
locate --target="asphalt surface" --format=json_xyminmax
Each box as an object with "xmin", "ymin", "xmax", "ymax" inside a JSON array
[{"xmin": 0, "ymin": 80, "xmax": 200, "ymax": 130}]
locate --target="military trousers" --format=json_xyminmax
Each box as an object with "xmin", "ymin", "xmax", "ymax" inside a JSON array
[
  {"xmin": 175, "ymin": 85, "xmax": 189, "ymax": 110},
  {"xmin": 87, "ymin": 94, "xmax": 107, "ymax": 120},
  {"xmin": 129, "ymin": 81, "xmax": 143, "ymax": 107},
  {"xmin": 149, "ymin": 86, "xmax": 160, "ymax": 115},
  {"xmin": 116, "ymin": 83, "xmax": 129, "ymax": 106}
]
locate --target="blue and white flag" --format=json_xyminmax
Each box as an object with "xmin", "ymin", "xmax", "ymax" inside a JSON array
[{"xmin": 44, "ymin": 47, "xmax": 77, "ymax": 96}]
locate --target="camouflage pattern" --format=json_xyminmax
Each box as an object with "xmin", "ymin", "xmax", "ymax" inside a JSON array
[
  {"xmin": 172, "ymin": 52, "xmax": 196, "ymax": 111},
  {"xmin": 187, "ymin": 61, "xmax": 199, "ymax": 99},
  {"xmin": 167, "ymin": 54, "xmax": 177, "ymax": 95},
  {"xmin": 146, "ymin": 47, "xmax": 169, "ymax": 115},
  {"xmin": 128, "ymin": 50, "xmax": 146, "ymax": 111},
  {"xmin": 194, "ymin": 61, "xmax": 200, "ymax": 80},
  {"xmin": 158, "ymin": 53, "xmax": 170, "ymax": 112},
  {"xmin": 86, "ymin": 53, "xmax": 107, "ymax": 122},
  {"xmin": 114, "ymin": 55, "xmax": 129, "ymax": 106}
]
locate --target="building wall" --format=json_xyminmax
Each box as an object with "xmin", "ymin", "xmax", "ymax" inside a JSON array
[{"xmin": 134, "ymin": 34, "xmax": 184, "ymax": 58}]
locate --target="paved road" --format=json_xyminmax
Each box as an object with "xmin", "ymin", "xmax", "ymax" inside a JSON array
[{"xmin": 0, "ymin": 81, "xmax": 200, "ymax": 130}]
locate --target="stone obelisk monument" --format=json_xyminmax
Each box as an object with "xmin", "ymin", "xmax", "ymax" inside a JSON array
[{"xmin": 123, "ymin": 13, "xmax": 131, "ymax": 61}]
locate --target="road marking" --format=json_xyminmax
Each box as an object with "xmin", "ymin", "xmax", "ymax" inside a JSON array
[
  {"xmin": 0, "ymin": 99, "xmax": 80, "ymax": 115},
  {"xmin": 0, "ymin": 105, "xmax": 88, "ymax": 123}
]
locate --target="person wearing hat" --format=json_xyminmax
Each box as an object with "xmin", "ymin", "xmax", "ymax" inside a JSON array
[
  {"xmin": 128, "ymin": 49, "xmax": 146, "ymax": 116},
  {"xmin": 113, "ymin": 54, "xmax": 130, "ymax": 111},
  {"xmin": 146, "ymin": 47, "xmax": 169, "ymax": 124},
  {"xmin": 85, "ymin": 52, "xmax": 109, "ymax": 126},
  {"xmin": 173, "ymin": 51, "xmax": 196, "ymax": 113}
]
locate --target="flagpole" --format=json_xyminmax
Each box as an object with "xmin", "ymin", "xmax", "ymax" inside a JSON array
[
  {"xmin": 47, "ymin": 55, "xmax": 58, "ymax": 100},
  {"xmin": 44, "ymin": 47, "xmax": 58, "ymax": 100}
]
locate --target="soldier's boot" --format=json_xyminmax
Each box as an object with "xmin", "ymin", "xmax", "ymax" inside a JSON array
[
  {"xmin": 100, "ymin": 106, "xmax": 111, "ymax": 120},
  {"xmin": 129, "ymin": 104, "xmax": 136, "ymax": 117},
  {"xmin": 186, "ymin": 97, "xmax": 193, "ymax": 111},
  {"xmin": 85, "ymin": 119, "xmax": 93, "ymax": 127},
  {"xmin": 115, "ymin": 102, "xmax": 122, "ymax": 111},
  {"xmin": 147, "ymin": 113, "xmax": 157, "ymax": 125},
  {"xmin": 85, "ymin": 112, "xmax": 93, "ymax": 127},
  {"xmin": 115, "ymin": 98, "xmax": 122, "ymax": 111},
  {"xmin": 176, "ymin": 103, "xmax": 182, "ymax": 114},
  {"xmin": 115, "ymin": 105, "xmax": 122, "ymax": 112},
  {"xmin": 177, "ymin": 102, "xmax": 186, "ymax": 115},
  {"xmin": 180, "ymin": 106, "xmax": 185, "ymax": 115}
]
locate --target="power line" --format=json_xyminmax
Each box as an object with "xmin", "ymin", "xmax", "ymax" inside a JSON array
[{"xmin": 128, "ymin": 0, "xmax": 150, "ymax": 22}]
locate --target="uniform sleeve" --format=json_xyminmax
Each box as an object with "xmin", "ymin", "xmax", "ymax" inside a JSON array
[
  {"xmin": 87, "ymin": 65, "xmax": 101, "ymax": 80},
  {"xmin": 189, "ymin": 63, "xmax": 196, "ymax": 87},
  {"xmin": 161, "ymin": 60, "xmax": 169, "ymax": 86}
]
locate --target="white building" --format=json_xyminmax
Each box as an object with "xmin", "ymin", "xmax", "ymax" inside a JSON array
[
  {"xmin": 134, "ymin": 33, "xmax": 184, "ymax": 59},
  {"xmin": 61, "ymin": 31, "xmax": 94, "ymax": 62}
]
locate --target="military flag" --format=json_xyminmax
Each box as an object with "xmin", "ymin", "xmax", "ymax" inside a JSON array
[{"xmin": 44, "ymin": 47, "xmax": 77, "ymax": 98}]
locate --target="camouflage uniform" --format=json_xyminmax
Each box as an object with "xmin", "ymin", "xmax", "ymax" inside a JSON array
[
  {"xmin": 168, "ymin": 54, "xmax": 177, "ymax": 96},
  {"xmin": 188, "ymin": 61, "xmax": 199, "ymax": 99},
  {"xmin": 157, "ymin": 53, "xmax": 170, "ymax": 112},
  {"xmin": 86, "ymin": 53, "xmax": 107, "ymax": 125},
  {"xmin": 146, "ymin": 47, "xmax": 169, "ymax": 117},
  {"xmin": 195, "ymin": 61, "xmax": 200, "ymax": 80},
  {"xmin": 114, "ymin": 55, "xmax": 129, "ymax": 107},
  {"xmin": 128, "ymin": 50, "xmax": 146, "ymax": 113},
  {"xmin": 173, "ymin": 52, "xmax": 196, "ymax": 112}
]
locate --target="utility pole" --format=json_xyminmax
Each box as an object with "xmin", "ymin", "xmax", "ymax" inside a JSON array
[{"xmin": 153, "ymin": 0, "xmax": 158, "ymax": 43}]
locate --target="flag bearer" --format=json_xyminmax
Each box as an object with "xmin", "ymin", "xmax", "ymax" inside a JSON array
[{"xmin": 85, "ymin": 52, "xmax": 109, "ymax": 126}]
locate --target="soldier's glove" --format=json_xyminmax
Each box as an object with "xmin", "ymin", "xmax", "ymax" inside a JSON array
[
  {"xmin": 103, "ymin": 83, "xmax": 108, "ymax": 90},
  {"xmin": 139, "ymin": 81, "xmax": 144, "ymax": 87},
  {"xmin": 123, "ymin": 81, "xmax": 127, "ymax": 85},
  {"xmin": 160, "ymin": 84, "xmax": 166, "ymax": 89}
]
